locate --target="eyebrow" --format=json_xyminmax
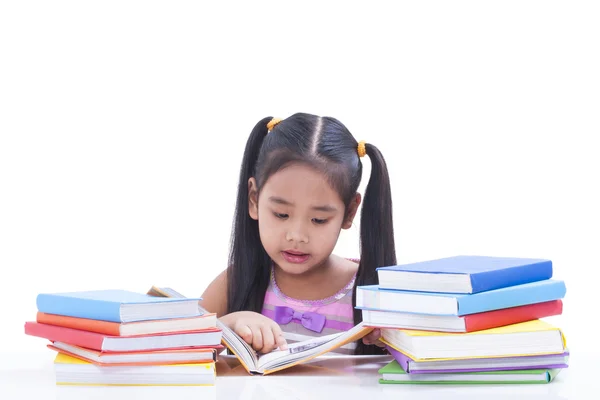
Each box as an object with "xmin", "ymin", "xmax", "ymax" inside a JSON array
[{"xmin": 268, "ymin": 196, "xmax": 338, "ymax": 212}]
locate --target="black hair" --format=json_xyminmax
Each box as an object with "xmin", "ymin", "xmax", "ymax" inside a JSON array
[{"xmin": 226, "ymin": 113, "xmax": 396, "ymax": 355}]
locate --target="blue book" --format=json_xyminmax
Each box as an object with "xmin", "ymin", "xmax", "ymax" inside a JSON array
[
  {"xmin": 36, "ymin": 289, "xmax": 202, "ymax": 323},
  {"xmin": 377, "ymin": 255, "xmax": 553, "ymax": 294},
  {"xmin": 356, "ymin": 279, "xmax": 566, "ymax": 316}
]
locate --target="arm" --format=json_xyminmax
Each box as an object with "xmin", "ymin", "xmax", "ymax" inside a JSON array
[{"xmin": 199, "ymin": 270, "xmax": 228, "ymax": 317}]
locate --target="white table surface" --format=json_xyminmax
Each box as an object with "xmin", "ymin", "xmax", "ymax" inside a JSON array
[{"xmin": 0, "ymin": 350, "xmax": 593, "ymax": 399}]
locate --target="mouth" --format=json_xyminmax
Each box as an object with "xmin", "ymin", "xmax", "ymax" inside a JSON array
[{"xmin": 281, "ymin": 250, "xmax": 310, "ymax": 264}]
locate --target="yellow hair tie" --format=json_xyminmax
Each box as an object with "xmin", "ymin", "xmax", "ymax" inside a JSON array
[
  {"xmin": 267, "ymin": 117, "xmax": 282, "ymax": 132},
  {"xmin": 357, "ymin": 141, "xmax": 367, "ymax": 157}
]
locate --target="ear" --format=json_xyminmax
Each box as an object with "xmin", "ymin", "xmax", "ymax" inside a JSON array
[
  {"xmin": 248, "ymin": 177, "xmax": 259, "ymax": 220},
  {"xmin": 342, "ymin": 193, "xmax": 361, "ymax": 229}
]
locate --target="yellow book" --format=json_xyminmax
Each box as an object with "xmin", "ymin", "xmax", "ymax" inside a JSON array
[
  {"xmin": 54, "ymin": 353, "xmax": 215, "ymax": 386},
  {"xmin": 398, "ymin": 319, "xmax": 561, "ymax": 337},
  {"xmin": 381, "ymin": 320, "xmax": 567, "ymax": 361}
]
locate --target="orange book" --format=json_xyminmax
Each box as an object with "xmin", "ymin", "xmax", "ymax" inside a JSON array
[{"xmin": 36, "ymin": 311, "xmax": 217, "ymax": 337}]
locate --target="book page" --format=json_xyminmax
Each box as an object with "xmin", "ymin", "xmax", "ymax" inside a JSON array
[
  {"xmin": 258, "ymin": 323, "xmax": 372, "ymax": 373},
  {"xmin": 256, "ymin": 332, "xmax": 341, "ymax": 370}
]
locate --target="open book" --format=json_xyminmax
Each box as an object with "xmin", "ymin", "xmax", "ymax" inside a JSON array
[{"xmin": 147, "ymin": 286, "xmax": 372, "ymax": 375}]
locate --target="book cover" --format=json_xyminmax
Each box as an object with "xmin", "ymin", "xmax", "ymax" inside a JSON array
[
  {"xmin": 377, "ymin": 255, "xmax": 553, "ymax": 293},
  {"xmin": 36, "ymin": 312, "xmax": 216, "ymax": 336},
  {"xmin": 54, "ymin": 353, "xmax": 216, "ymax": 386},
  {"xmin": 361, "ymin": 299, "xmax": 563, "ymax": 332},
  {"xmin": 357, "ymin": 279, "xmax": 566, "ymax": 316},
  {"xmin": 387, "ymin": 345, "xmax": 569, "ymax": 373},
  {"xmin": 378, "ymin": 360, "xmax": 561, "ymax": 384},
  {"xmin": 24, "ymin": 322, "xmax": 222, "ymax": 352},
  {"xmin": 47, "ymin": 342, "xmax": 219, "ymax": 366},
  {"xmin": 398, "ymin": 318, "xmax": 562, "ymax": 338},
  {"xmin": 463, "ymin": 300, "xmax": 562, "ymax": 332},
  {"xmin": 36, "ymin": 289, "xmax": 202, "ymax": 323}
]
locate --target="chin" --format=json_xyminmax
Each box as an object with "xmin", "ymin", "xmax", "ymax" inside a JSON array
[
  {"xmin": 274, "ymin": 261, "xmax": 310, "ymax": 274},
  {"xmin": 272, "ymin": 254, "xmax": 324, "ymax": 276}
]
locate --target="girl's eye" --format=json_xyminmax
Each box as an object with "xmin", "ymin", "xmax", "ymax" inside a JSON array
[
  {"xmin": 312, "ymin": 218, "xmax": 327, "ymax": 225},
  {"xmin": 274, "ymin": 213, "xmax": 289, "ymax": 220}
]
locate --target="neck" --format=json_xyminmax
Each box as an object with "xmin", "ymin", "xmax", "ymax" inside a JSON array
[
  {"xmin": 274, "ymin": 256, "xmax": 335, "ymax": 286},
  {"xmin": 272, "ymin": 255, "xmax": 352, "ymax": 301}
]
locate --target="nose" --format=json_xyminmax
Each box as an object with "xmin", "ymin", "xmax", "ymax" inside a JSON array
[{"xmin": 285, "ymin": 221, "xmax": 309, "ymax": 244}]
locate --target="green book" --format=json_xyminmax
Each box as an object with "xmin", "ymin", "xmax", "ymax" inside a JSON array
[{"xmin": 379, "ymin": 360, "xmax": 562, "ymax": 384}]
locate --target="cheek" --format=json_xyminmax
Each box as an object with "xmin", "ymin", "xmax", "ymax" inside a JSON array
[
  {"xmin": 312, "ymin": 224, "xmax": 342, "ymax": 250},
  {"xmin": 257, "ymin": 215, "xmax": 280, "ymax": 245}
]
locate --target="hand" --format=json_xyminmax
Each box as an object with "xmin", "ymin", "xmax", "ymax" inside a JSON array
[
  {"xmin": 220, "ymin": 311, "xmax": 288, "ymax": 354},
  {"xmin": 362, "ymin": 328, "xmax": 385, "ymax": 348}
]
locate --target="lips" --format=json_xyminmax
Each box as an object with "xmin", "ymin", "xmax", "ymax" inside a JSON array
[{"xmin": 281, "ymin": 250, "xmax": 310, "ymax": 264}]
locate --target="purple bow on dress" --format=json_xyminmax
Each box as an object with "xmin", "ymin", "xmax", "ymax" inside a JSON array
[{"xmin": 273, "ymin": 306, "xmax": 326, "ymax": 333}]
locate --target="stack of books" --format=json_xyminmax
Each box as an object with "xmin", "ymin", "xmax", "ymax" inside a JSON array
[
  {"xmin": 356, "ymin": 255, "xmax": 569, "ymax": 384},
  {"xmin": 24, "ymin": 289, "xmax": 223, "ymax": 386}
]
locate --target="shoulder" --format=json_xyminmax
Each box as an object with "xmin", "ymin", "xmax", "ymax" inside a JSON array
[
  {"xmin": 331, "ymin": 253, "xmax": 359, "ymax": 270},
  {"xmin": 330, "ymin": 254, "xmax": 359, "ymax": 284}
]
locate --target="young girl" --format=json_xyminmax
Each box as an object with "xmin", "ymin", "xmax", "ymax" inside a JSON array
[{"xmin": 200, "ymin": 113, "xmax": 396, "ymax": 355}]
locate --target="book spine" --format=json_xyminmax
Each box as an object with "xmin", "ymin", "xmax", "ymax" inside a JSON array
[
  {"xmin": 36, "ymin": 293, "xmax": 122, "ymax": 322},
  {"xmin": 470, "ymin": 260, "xmax": 553, "ymax": 293},
  {"xmin": 457, "ymin": 280, "xmax": 566, "ymax": 315},
  {"xmin": 463, "ymin": 300, "xmax": 563, "ymax": 332}
]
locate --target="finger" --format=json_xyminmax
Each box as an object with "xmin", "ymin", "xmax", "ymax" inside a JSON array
[
  {"xmin": 236, "ymin": 324, "xmax": 253, "ymax": 344},
  {"xmin": 373, "ymin": 329, "xmax": 386, "ymax": 347},
  {"xmin": 250, "ymin": 325, "xmax": 263, "ymax": 352},
  {"xmin": 260, "ymin": 325, "xmax": 275, "ymax": 353},
  {"xmin": 269, "ymin": 323, "xmax": 288, "ymax": 350},
  {"xmin": 362, "ymin": 331, "xmax": 377, "ymax": 345},
  {"xmin": 275, "ymin": 332, "xmax": 288, "ymax": 350},
  {"xmin": 363, "ymin": 329, "xmax": 383, "ymax": 346},
  {"xmin": 276, "ymin": 334, "xmax": 288, "ymax": 350}
]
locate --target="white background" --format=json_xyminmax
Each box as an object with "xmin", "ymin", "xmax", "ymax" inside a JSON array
[{"xmin": 1, "ymin": 1, "xmax": 598, "ymax": 358}]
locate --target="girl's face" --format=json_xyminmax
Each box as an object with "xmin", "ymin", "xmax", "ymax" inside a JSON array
[{"xmin": 248, "ymin": 163, "xmax": 359, "ymax": 276}]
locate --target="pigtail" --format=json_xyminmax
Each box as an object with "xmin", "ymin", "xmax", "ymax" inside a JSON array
[
  {"xmin": 353, "ymin": 143, "xmax": 397, "ymax": 355},
  {"xmin": 226, "ymin": 117, "xmax": 273, "ymax": 315}
]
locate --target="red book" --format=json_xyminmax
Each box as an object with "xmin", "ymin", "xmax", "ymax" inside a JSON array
[
  {"xmin": 362, "ymin": 300, "xmax": 563, "ymax": 333},
  {"xmin": 464, "ymin": 300, "xmax": 562, "ymax": 332},
  {"xmin": 24, "ymin": 322, "xmax": 222, "ymax": 352}
]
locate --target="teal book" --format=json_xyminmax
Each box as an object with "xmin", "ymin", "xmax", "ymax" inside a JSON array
[
  {"xmin": 36, "ymin": 289, "xmax": 202, "ymax": 323},
  {"xmin": 356, "ymin": 279, "xmax": 566, "ymax": 316},
  {"xmin": 378, "ymin": 360, "xmax": 561, "ymax": 384}
]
